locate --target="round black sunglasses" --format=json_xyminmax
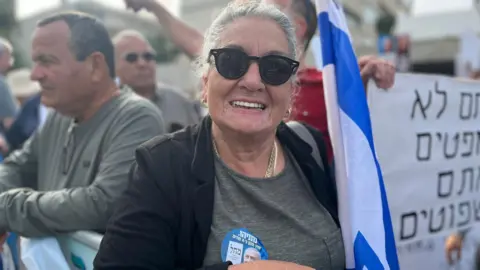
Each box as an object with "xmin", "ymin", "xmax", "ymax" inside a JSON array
[
  {"xmin": 124, "ymin": 52, "xmax": 156, "ymax": 63},
  {"xmin": 208, "ymin": 48, "xmax": 299, "ymax": 86}
]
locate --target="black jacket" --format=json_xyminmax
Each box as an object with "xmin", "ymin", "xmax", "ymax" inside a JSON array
[
  {"xmin": 5, "ymin": 93, "xmax": 41, "ymax": 152},
  {"xmin": 94, "ymin": 116, "xmax": 339, "ymax": 270}
]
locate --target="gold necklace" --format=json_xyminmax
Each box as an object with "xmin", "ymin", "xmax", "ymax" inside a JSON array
[
  {"xmin": 264, "ymin": 141, "xmax": 277, "ymax": 177},
  {"xmin": 212, "ymin": 139, "xmax": 278, "ymax": 178}
]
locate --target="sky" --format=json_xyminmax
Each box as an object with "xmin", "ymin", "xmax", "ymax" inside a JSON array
[
  {"xmin": 411, "ymin": 0, "xmax": 472, "ymax": 15},
  {"xmin": 15, "ymin": 0, "xmax": 475, "ymax": 19},
  {"xmin": 16, "ymin": 0, "xmax": 181, "ymax": 19}
]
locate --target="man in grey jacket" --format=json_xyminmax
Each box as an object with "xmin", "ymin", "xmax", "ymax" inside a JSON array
[
  {"xmin": 113, "ymin": 30, "xmax": 202, "ymax": 132},
  {"xmin": 0, "ymin": 12, "xmax": 165, "ymax": 238}
]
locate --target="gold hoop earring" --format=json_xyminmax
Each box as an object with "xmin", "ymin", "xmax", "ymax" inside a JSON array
[
  {"xmin": 285, "ymin": 108, "xmax": 292, "ymax": 118},
  {"xmin": 201, "ymin": 98, "xmax": 208, "ymax": 108}
]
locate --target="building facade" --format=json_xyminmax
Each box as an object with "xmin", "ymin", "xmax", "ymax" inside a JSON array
[
  {"xmin": 342, "ymin": 0, "xmax": 411, "ymax": 56},
  {"xmin": 162, "ymin": 0, "xmax": 412, "ymax": 91},
  {"xmin": 395, "ymin": 0, "xmax": 480, "ymax": 75},
  {"xmin": 12, "ymin": 0, "xmax": 168, "ymax": 66},
  {"xmin": 11, "ymin": 0, "xmax": 412, "ymax": 93}
]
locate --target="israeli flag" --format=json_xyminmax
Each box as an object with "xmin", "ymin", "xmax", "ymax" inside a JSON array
[{"xmin": 314, "ymin": 0, "xmax": 400, "ymax": 269}]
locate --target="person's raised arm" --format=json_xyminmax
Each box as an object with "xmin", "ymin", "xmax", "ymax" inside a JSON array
[
  {"xmin": 0, "ymin": 108, "xmax": 164, "ymax": 237},
  {"xmin": 125, "ymin": 0, "xmax": 203, "ymax": 59}
]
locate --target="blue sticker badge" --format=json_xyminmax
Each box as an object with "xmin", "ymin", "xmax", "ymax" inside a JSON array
[{"xmin": 221, "ymin": 228, "xmax": 268, "ymax": 265}]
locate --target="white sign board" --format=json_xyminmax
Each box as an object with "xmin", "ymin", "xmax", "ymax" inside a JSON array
[{"xmin": 368, "ymin": 73, "xmax": 480, "ymax": 269}]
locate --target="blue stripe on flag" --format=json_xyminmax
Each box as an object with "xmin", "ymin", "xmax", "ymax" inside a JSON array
[
  {"xmin": 318, "ymin": 13, "xmax": 334, "ymax": 67},
  {"xmin": 354, "ymin": 232, "xmax": 383, "ymax": 269},
  {"xmin": 318, "ymin": 12, "xmax": 371, "ymax": 149},
  {"xmin": 317, "ymin": 3, "xmax": 399, "ymax": 269}
]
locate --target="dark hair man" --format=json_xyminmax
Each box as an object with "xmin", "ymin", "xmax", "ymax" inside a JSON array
[{"xmin": 0, "ymin": 11, "xmax": 165, "ymax": 239}]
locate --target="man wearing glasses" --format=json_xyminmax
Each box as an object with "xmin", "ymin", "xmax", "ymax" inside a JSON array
[
  {"xmin": 0, "ymin": 12, "xmax": 165, "ymax": 241},
  {"xmin": 113, "ymin": 30, "xmax": 203, "ymax": 133}
]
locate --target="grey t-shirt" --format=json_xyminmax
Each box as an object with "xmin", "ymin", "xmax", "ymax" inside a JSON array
[
  {"xmin": 0, "ymin": 75, "xmax": 18, "ymax": 119},
  {"xmin": 203, "ymin": 147, "xmax": 345, "ymax": 269}
]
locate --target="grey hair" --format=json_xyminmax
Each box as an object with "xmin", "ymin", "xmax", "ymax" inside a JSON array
[
  {"xmin": 112, "ymin": 29, "xmax": 149, "ymax": 46},
  {"xmin": 194, "ymin": 1, "xmax": 298, "ymax": 79},
  {"xmin": 0, "ymin": 37, "xmax": 13, "ymax": 56}
]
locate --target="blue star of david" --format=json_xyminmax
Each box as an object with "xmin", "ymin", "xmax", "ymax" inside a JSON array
[{"xmin": 351, "ymin": 232, "xmax": 384, "ymax": 270}]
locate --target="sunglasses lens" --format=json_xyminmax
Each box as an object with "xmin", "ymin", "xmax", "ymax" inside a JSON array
[
  {"xmin": 260, "ymin": 56, "xmax": 294, "ymax": 85},
  {"xmin": 143, "ymin": 52, "xmax": 156, "ymax": 62},
  {"xmin": 125, "ymin": 53, "xmax": 138, "ymax": 63},
  {"xmin": 211, "ymin": 48, "xmax": 296, "ymax": 85},
  {"xmin": 215, "ymin": 50, "xmax": 248, "ymax": 79}
]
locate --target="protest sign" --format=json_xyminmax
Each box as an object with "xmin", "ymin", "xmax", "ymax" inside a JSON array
[{"xmin": 369, "ymin": 73, "xmax": 480, "ymax": 269}]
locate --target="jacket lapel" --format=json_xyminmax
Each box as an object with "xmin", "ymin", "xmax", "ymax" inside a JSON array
[{"xmin": 191, "ymin": 116, "xmax": 216, "ymax": 265}]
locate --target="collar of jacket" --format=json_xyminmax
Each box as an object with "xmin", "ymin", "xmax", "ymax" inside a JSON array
[
  {"xmin": 189, "ymin": 116, "xmax": 339, "ymax": 263},
  {"xmin": 190, "ymin": 116, "xmax": 314, "ymax": 183}
]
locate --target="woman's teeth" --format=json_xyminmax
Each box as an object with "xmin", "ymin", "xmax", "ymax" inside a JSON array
[{"xmin": 230, "ymin": 101, "xmax": 266, "ymax": 110}]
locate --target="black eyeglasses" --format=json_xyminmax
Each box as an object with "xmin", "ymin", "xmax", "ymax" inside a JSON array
[
  {"xmin": 208, "ymin": 48, "xmax": 299, "ymax": 86},
  {"xmin": 124, "ymin": 52, "xmax": 156, "ymax": 63}
]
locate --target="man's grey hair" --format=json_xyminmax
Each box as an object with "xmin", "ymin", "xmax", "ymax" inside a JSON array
[
  {"xmin": 0, "ymin": 37, "xmax": 13, "ymax": 56},
  {"xmin": 112, "ymin": 29, "xmax": 149, "ymax": 46},
  {"xmin": 195, "ymin": 1, "xmax": 298, "ymax": 78}
]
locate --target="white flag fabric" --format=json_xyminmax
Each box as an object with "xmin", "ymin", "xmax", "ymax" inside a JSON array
[
  {"xmin": 20, "ymin": 237, "xmax": 70, "ymax": 270},
  {"xmin": 314, "ymin": 0, "xmax": 400, "ymax": 269}
]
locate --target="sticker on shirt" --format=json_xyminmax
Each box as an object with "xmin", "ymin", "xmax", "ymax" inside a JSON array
[{"xmin": 221, "ymin": 228, "xmax": 268, "ymax": 265}]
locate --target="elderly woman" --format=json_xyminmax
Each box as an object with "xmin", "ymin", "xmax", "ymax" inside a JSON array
[{"xmin": 94, "ymin": 2, "xmax": 344, "ymax": 270}]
